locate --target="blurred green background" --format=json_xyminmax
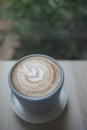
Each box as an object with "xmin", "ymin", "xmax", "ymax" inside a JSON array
[{"xmin": 0, "ymin": 0, "xmax": 87, "ymax": 59}]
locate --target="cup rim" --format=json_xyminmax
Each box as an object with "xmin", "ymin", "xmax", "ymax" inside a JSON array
[{"xmin": 8, "ymin": 54, "xmax": 64, "ymax": 101}]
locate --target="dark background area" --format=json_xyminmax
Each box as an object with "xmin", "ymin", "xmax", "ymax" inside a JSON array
[{"xmin": 0, "ymin": 0, "xmax": 87, "ymax": 60}]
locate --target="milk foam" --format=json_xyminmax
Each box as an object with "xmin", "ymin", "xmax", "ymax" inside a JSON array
[
  {"xmin": 19, "ymin": 66, "xmax": 44, "ymax": 82},
  {"xmin": 11, "ymin": 56, "xmax": 61, "ymax": 98}
]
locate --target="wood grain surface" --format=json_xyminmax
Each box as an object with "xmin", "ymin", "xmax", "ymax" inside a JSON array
[{"xmin": 0, "ymin": 61, "xmax": 87, "ymax": 130}]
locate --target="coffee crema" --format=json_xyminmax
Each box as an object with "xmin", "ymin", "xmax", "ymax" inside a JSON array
[{"xmin": 11, "ymin": 56, "xmax": 61, "ymax": 98}]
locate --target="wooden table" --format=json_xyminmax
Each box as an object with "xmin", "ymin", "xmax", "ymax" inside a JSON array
[{"xmin": 0, "ymin": 61, "xmax": 87, "ymax": 130}]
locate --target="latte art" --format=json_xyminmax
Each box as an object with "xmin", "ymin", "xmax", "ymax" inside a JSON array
[
  {"xmin": 11, "ymin": 56, "xmax": 61, "ymax": 98},
  {"xmin": 19, "ymin": 66, "xmax": 44, "ymax": 82}
]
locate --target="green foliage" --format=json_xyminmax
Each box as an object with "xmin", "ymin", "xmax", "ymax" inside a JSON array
[
  {"xmin": 1, "ymin": 0, "xmax": 87, "ymax": 37},
  {"xmin": 1, "ymin": 0, "xmax": 87, "ymax": 59}
]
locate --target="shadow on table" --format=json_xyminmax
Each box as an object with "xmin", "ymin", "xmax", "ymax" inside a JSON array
[{"xmin": 14, "ymin": 103, "xmax": 69, "ymax": 130}]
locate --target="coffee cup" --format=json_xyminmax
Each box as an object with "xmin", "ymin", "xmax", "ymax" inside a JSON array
[{"xmin": 8, "ymin": 54, "xmax": 64, "ymax": 113}]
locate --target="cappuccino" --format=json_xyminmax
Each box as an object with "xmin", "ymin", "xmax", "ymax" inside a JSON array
[{"xmin": 11, "ymin": 56, "xmax": 61, "ymax": 98}]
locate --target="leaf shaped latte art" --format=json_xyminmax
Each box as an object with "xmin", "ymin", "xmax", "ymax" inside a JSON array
[{"xmin": 19, "ymin": 66, "xmax": 44, "ymax": 82}]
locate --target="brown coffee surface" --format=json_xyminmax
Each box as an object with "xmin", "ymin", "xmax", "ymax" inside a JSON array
[{"xmin": 11, "ymin": 56, "xmax": 61, "ymax": 98}]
